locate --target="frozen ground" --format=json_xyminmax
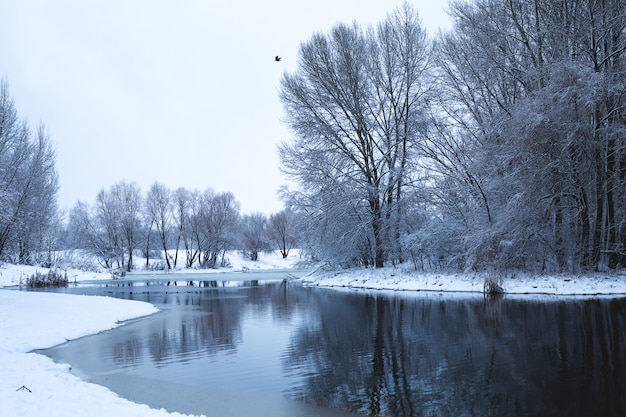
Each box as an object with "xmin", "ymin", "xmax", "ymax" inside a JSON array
[{"xmin": 2, "ymin": 251, "xmax": 626, "ymax": 416}]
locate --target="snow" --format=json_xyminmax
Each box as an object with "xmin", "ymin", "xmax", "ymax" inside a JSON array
[
  {"xmin": 300, "ymin": 266, "xmax": 626, "ymax": 297},
  {"xmin": 0, "ymin": 289, "xmax": 200, "ymax": 417},
  {"xmin": 0, "ymin": 250, "xmax": 304, "ymax": 287},
  {"xmin": 2, "ymin": 250, "xmax": 626, "ymax": 416}
]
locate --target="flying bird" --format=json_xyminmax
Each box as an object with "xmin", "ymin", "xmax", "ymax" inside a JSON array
[{"xmin": 275, "ymin": 55, "xmax": 282, "ymax": 62}]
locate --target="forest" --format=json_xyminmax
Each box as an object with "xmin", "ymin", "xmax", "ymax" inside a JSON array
[{"xmin": 1, "ymin": 0, "xmax": 624, "ymax": 274}]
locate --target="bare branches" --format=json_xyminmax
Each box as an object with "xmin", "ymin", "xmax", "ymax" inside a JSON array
[{"xmin": 279, "ymin": 3, "xmax": 430, "ymax": 267}]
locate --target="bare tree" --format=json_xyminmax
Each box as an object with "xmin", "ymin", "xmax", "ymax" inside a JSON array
[
  {"xmin": 172, "ymin": 187, "xmax": 191, "ymax": 268},
  {"xmin": 279, "ymin": 3, "xmax": 430, "ymax": 267},
  {"xmin": 268, "ymin": 210, "xmax": 298, "ymax": 258},
  {"xmin": 68, "ymin": 201, "xmax": 116, "ymax": 268},
  {"xmin": 92, "ymin": 181, "xmax": 143, "ymax": 272},
  {"xmin": 199, "ymin": 191, "xmax": 240, "ymax": 268},
  {"xmin": 240, "ymin": 213, "xmax": 270, "ymax": 261},
  {"xmin": 145, "ymin": 182, "xmax": 173, "ymax": 269},
  {"xmin": 0, "ymin": 81, "xmax": 58, "ymax": 263}
]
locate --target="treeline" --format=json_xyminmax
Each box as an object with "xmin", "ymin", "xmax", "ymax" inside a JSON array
[
  {"xmin": 67, "ymin": 182, "xmax": 299, "ymax": 272},
  {"xmin": 280, "ymin": 0, "xmax": 626, "ymax": 273}
]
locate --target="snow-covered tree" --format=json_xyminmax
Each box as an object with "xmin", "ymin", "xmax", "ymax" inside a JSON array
[
  {"xmin": 430, "ymin": 0, "xmax": 626, "ymax": 272},
  {"xmin": 279, "ymin": 3, "xmax": 431, "ymax": 267},
  {"xmin": 239, "ymin": 213, "xmax": 270, "ymax": 261},
  {"xmin": 0, "ymin": 81, "xmax": 58, "ymax": 263},
  {"xmin": 145, "ymin": 182, "xmax": 173, "ymax": 269}
]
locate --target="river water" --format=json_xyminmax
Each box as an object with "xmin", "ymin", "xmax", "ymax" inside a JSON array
[{"xmin": 37, "ymin": 277, "xmax": 626, "ymax": 416}]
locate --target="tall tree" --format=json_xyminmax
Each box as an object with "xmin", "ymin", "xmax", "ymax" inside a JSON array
[
  {"xmin": 279, "ymin": 3, "xmax": 430, "ymax": 267},
  {"xmin": 145, "ymin": 182, "xmax": 173, "ymax": 269},
  {"xmin": 0, "ymin": 81, "xmax": 58, "ymax": 262}
]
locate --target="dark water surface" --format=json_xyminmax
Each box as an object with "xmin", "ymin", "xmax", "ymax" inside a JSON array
[{"xmin": 38, "ymin": 279, "xmax": 626, "ymax": 416}]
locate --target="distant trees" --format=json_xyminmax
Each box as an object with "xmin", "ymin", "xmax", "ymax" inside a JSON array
[
  {"xmin": 0, "ymin": 81, "xmax": 58, "ymax": 264},
  {"xmin": 68, "ymin": 182, "xmax": 298, "ymax": 270},
  {"xmin": 279, "ymin": 3, "xmax": 431, "ymax": 268}
]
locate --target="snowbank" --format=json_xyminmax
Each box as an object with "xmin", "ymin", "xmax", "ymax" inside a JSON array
[
  {"xmin": 0, "ymin": 264, "xmax": 114, "ymax": 288},
  {"xmin": 0, "ymin": 250, "xmax": 304, "ymax": 288},
  {"xmin": 0, "ymin": 290, "xmax": 201, "ymax": 417},
  {"xmin": 300, "ymin": 267, "xmax": 626, "ymax": 297}
]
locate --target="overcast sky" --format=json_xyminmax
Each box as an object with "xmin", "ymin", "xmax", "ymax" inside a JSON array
[{"xmin": 0, "ymin": 1, "xmax": 450, "ymax": 215}]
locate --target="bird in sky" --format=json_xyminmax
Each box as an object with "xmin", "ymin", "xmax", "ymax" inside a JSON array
[{"xmin": 275, "ymin": 55, "xmax": 282, "ymax": 62}]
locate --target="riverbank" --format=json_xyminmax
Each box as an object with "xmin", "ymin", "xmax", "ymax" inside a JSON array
[
  {"xmin": 0, "ymin": 290, "xmax": 202, "ymax": 417},
  {"xmin": 300, "ymin": 266, "xmax": 626, "ymax": 296}
]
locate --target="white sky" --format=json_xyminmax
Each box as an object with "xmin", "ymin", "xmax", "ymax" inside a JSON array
[{"xmin": 0, "ymin": 1, "xmax": 450, "ymax": 215}]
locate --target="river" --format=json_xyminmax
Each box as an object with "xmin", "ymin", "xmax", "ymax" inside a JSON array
[{"xmin": 36, "ymin": 275, "xmax": 626, "ymax": 416}]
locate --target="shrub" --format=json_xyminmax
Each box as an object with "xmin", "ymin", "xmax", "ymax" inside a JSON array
[
  {"xmin": 483, "ymin": 270, "xmax": 504, "ymax": 296},
  {"xmin": 110, "ymin": 268, "xmax": 127, "ymax": 279},
  {"xmin": 26, "ymin": 269, "xmax": 68, "ymax": 288}
]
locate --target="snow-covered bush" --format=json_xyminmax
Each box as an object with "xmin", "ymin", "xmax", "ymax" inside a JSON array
[
  {"xmin": 483, "ymin": 270, "xmax": 504, "ymax": 296},
  {"xmin": 26, "ymin": 269, "xmax": 68, "ymax": 288}
]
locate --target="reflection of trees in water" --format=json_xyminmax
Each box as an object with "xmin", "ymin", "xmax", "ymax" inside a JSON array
[
  {"xmin": 110, "ymin": 283, "xmax": 302, "ymax": 368},
  {"xmin": 284, "ymin": 293, "xmax": 626, "ymax": 417},
  {"xmin": 110, "ymin": 291, "xmax": 247, "ymax": 367},
  {"xmin": 105, "ymin": 284, "xmax": 626, "ymax": 416},
  {"xmin": 146, "ymin": 297, "xmax": 244, "ymax": 366}
]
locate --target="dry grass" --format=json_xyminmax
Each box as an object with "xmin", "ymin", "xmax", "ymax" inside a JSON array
[
  {"xmin": 26, "ymin": 269, "xmax": 68, "ymax": 288},
  {"xmin": 483, "ymin": 269, "xmax": 505, "ymax": 295}
]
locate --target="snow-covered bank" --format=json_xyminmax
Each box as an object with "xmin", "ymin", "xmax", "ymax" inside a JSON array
[
  {"xmin": 0, "ymin": 250, "xmax": 303, "ymax": 288},
  {"xmin": 300, "ymin": 267, "xmax": 626, "ymax": 297},
  {"xmin": 0, "ymin": 290, "xmax": 201, "ymax": 417}
]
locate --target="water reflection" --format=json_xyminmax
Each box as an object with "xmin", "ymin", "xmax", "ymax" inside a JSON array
[
  {"xmin": 284, "ymin": 293, "xmax": 626, "ymax": 416},
  {"xmin": 40, "ymin": 283, "xmax": 626, "ymax": 417}
]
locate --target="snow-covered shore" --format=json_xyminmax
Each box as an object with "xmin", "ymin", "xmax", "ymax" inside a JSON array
[
  {"xmin": 2, "ymin": 252, "xmax": 626, "ymax": 417},
  {"xmin": 300, "ymin": 266, "xmax": 626, "ymax": 297},
  {"xmin": 0, "ymin": 290, "xmax": 201, "ymax": 417}
]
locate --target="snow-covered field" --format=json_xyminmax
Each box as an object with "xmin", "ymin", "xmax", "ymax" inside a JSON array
[{"xmin": 2, "ymin": 250, "xmax": 626, "ymax": 417}]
